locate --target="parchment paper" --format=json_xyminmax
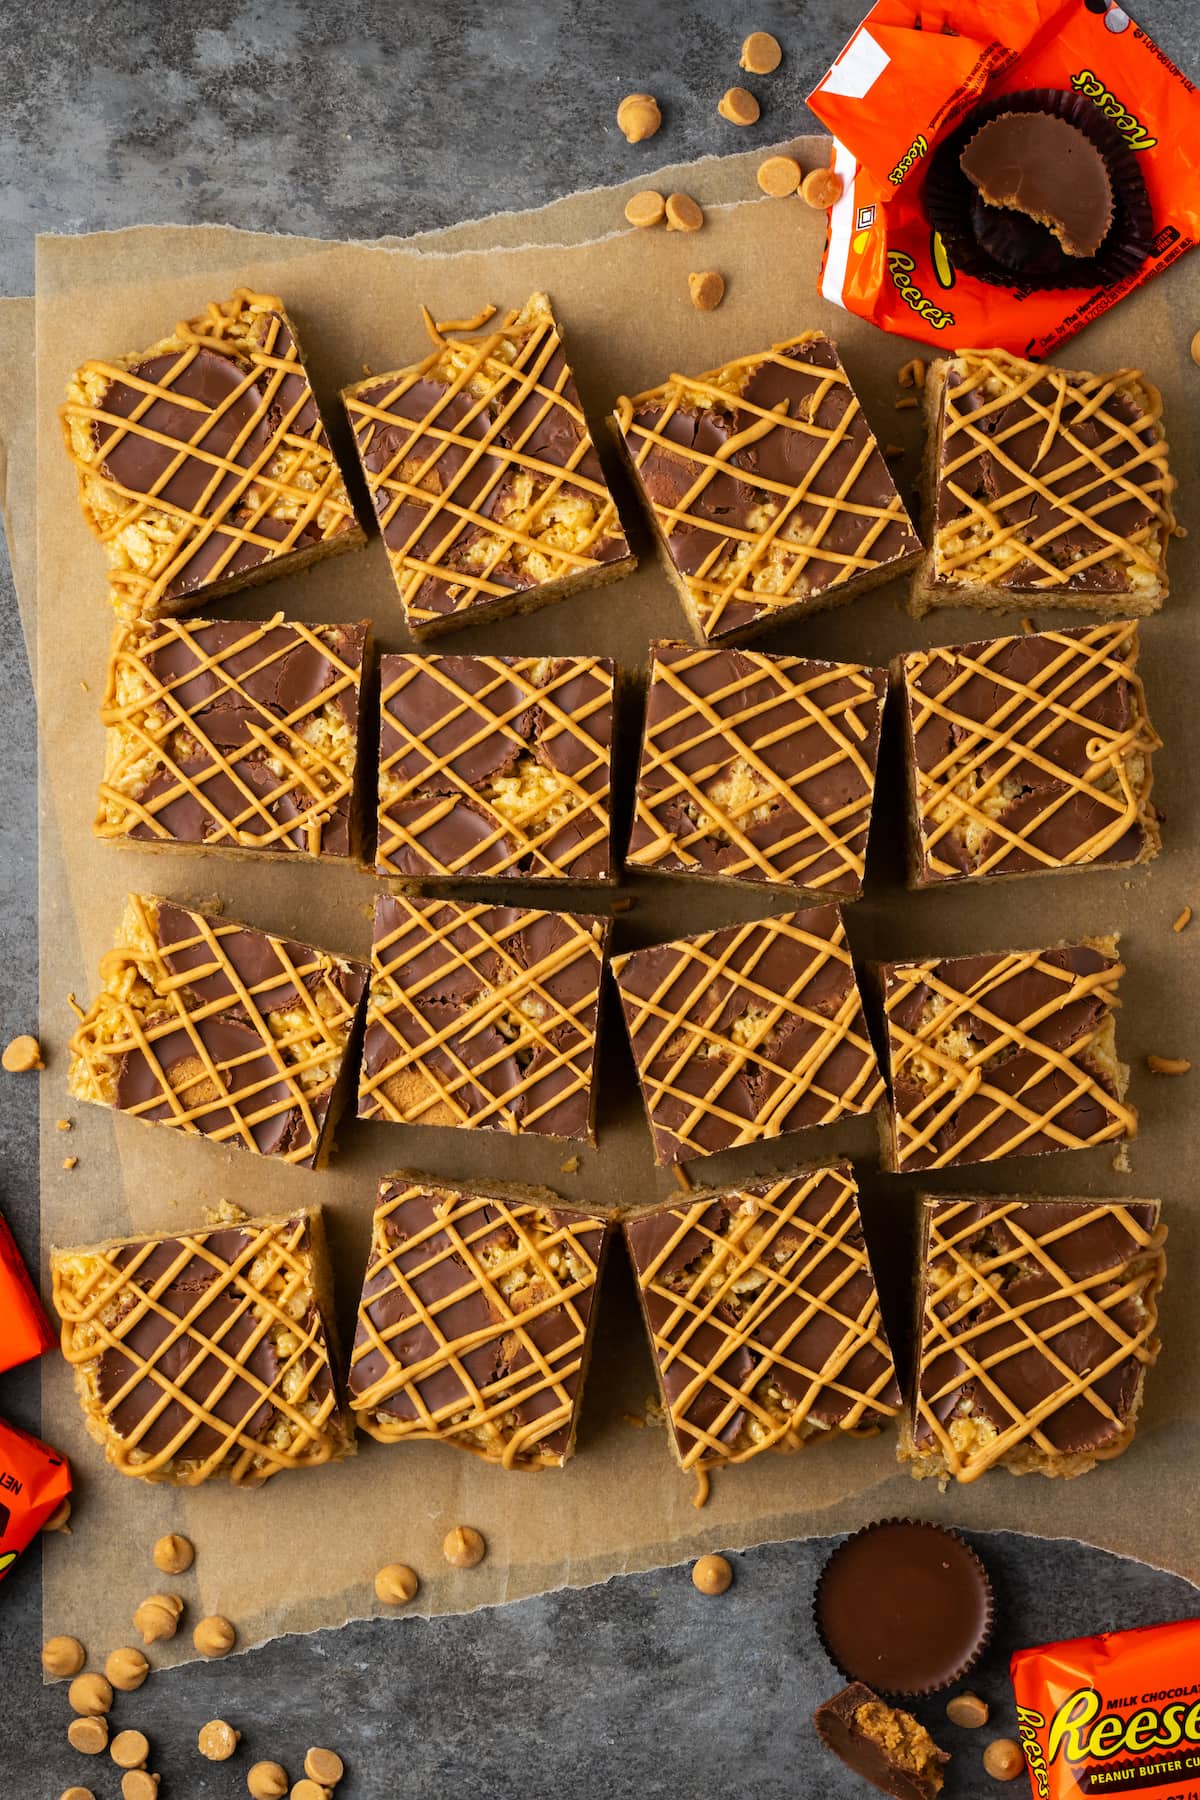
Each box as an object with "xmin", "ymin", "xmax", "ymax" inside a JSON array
[{"xmin": 18, "ymin": 139, "xmax": 1200, "ymax": 1664}]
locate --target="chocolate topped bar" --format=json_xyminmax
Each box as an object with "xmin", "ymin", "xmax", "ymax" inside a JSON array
[
  {"xmin": 50, "ymin": 1207, "xmax": 352, "ymax": 1485},
  {"xmin": 61, "ymin": 290, "xmax": 363, "ymax": 621},
  {"xmin": 612, "ymin": 906, "xmax": 883, "ymax": 1166},
  {"xmin": 814, "ymin": 1685, "xmax": 949, "ymax": 1800},
  {"xmin": 358, "ymin": 894, "xmax": 608, "ymax": 1142},
  {"xmin": 614, "ymin": 331, "xmax": 920, "ymax": 646},
  {"xmin": 624, "ymin": 1163, "xmax": 899, "ymax": 1472},
  {"xmin": 97, "ymin": 614, "xmax": 368, "ymax": 859},
  {"xmin": 628, "ymin": 640, "xmax": 885, "ymax": 897},
  {"xmin": 914, "ymin": 349, "xmax": 1173, "ymax": 617},
  {"xmin": 900, "ymin": 621, "xmax": 1161, "ymax": 884},
  {"xmin": 880, "ymin": 939, "xmax": 1135, "ymax": 1173},
  {"xmin": 376, "ymin": 653, "xmax": 614, "ymax": 881},
  {"xmin": 68, "ymin": 895, "xmax": 368, "ymax": 1169},
  {"xmin": 348, "ymin": 1176, "xmax": 609, "ymax": 1469},
  {"xmin": 905, "ymin": 1196, "xmax": 1166, "ymax": 1482},
  {"xmin": 343, "ymin": 294, "xmax": 632, "ymax": 638}
]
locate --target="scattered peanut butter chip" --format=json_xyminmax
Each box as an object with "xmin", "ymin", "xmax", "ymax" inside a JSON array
[
  {"xmin": 1173, "ymin": 906, "xmax": 1192, "ymax": 932},
  {"xmin": 199, "ymin": 1720, "xmax": 242, "ymax": 1761},
  {"xmin": 3, "ymin": 1033, "xmax": 44, "ymax": 1072},
  {"xmin": 194, "ymin": 1614, "xmax": 236, "ymax": 1658},
  {"xmin": 68, "ymin": 1672, "xmax": 113, "ymax": 1717},
  {"xmin": 946, "ymin": 1692, "xmax": 989, "ymax": 1729},
  {"xmin": 740, "ymin": 30, "xmax": 782, "ymax": 73},
  {"xmin": 688, "ymin": 270, "xmax": 726, "ymax": 311},
  {"xmin": 756, "ymin": 154, "xmax": 802, "ymax": 197},
  {"xmin": 134, "ymin": 1593, "xmax": 183, "ymax": 1644},
  {"xmin": 374, "ymin": 1562, "xmax": 419, "ymax": 1605},
  {"xmin": 624, "ymin": 189, "xmax": 666, "ymax": 228},
  {"xmin": 43, "ymin": 1634, "xmax": 86, "ymax": 1678},
  {"xmin": 443, "ymin": 1525, "xmax": 486, "ymax": 1569},
  {"xmin": 801, "ymin": 167, "xmax": 844, "ymax": 209},
  {"xmin": 983, "ymin": 1738, "xmax": 1024, "ymax": 1781},
  {"xmin": 63, "ymin": 1155, "xmax": 79, "ymax": 1170},
  {"xmin": 56, "ymin": 1117, "xmax": 73, "ymax": 1131},
  {"xmin": 665, "ymin": 192, "xmax": 704, "ymax": 232},
  {"xmin": 122, "ymin": 1773, "xmax": 160, "ymax": 1800},
  {"xmin": 291, "ymin": 1783, "xmax": 329, "ymax": 1800},
  {"xmin": 247, "ymin": 1764, "xmax": 290, "ymax": 1800},
  {"xmin": 718, "ymin": 86, "xmax": 760, "ymax": 126},
  {"xmin": 1148, "ymin": 1054, "xmax": 1191, "ymax": 1074},
  {"xmin": 59, "ymin": 1789, "xmax": 97, "ymax": 1800},
  {"xmin": 43, "ymin": 1497, "xmax": 72, "ymax": 1533},
  {"xmin": 105, "ymin": 1647, "xmax": 149, "ymax": 1692},
  {"xmin": 1191, "ymin": 328, "xmax": 1200, "ymax": 367},
  {"xmin": 305, "ymin": 1747, "xmax": 344, "ymax": 1785},
  {"xmin": 692, "ymin": 1553, "xmax": 733, "ymax": 1594},
  {"xmin": 153, "ymin": 1532, "xmax": 194, "ymax": 1575},
  {"xmin": 68, "ymin": 1716, "xmax": 109, "ymax": 1756},
  {"xmin": 111, "ymin": 1730, "xmax": 151, "ymax": 1770},
  {"xmin": 617, "ymin": 93, "xmax": 662, "ymax": 143},
  {"xmin": 898, "ymin": 356, "xmax": 927, "ymax": 389}
]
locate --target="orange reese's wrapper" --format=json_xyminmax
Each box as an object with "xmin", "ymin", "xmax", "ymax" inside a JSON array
[{"xmin": 0, "ymin": 1416, "xmax": 71, "ymax": 1586}]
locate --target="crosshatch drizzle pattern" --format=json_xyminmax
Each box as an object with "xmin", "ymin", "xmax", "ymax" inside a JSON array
[
  {"xmin": 51, "ymin": 1211, "xmax": 346, "ymax": 1486},
  {"xmin": 902, "ymin": 621, "xmax": 1161, "ymax": 882},
  {"xmin": 97, "ymin": 613, "xmax": 365, "ymax": 857},
  {"xmin": 61, "ymin": 289, "xmax": 361, "ymax": 621},
  {"xmin": 628, "ymin": 641, "xmax": 885, "ymax": 895},
  {"xmin": 348, "ymin": 1178, "xmax": 609, "ymax": 1469},
  {"xmin": 613, "ymin": 907, "xmax": 884, "ymax": 1166},
  {"xmin": 68, "ymin": 895, "xmax": 368, "ymax": 1168},
  {"xmin": 625, "ymin": 1164, "xmax": 900, "ymax": 1472},
  {"xmin": 376, "ymin": 653, "xmax": 613, "ymax": 880},
  {"xmin": 359, "ymin": 895, "xmax": 607, "ymax": 1142},
  {"xmin": 910, "ymin": 1197, "xmax": 1166, "ymax": 1483}
]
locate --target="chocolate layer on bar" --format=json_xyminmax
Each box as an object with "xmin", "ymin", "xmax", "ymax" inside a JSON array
[
  {"xmin": 348, "ymin": 1177, "xmax": 609, "ymax": 1467},
  {"xmin": 814, "ymin": 1684, "xmax": 948, "ymax": 1800},
  {"xmin": 624, "ymin": 1163, "xmax": 898, "ymax": 1471},
  {"xmin": 613, "ymin": 906, "xmax": 883, "ymax": 1166},
  {"xmin": 67, "ymin": 895, "xmax": 368, "ymax": 1169},
  {"xmin": 881, "ymin": 941, "xmax": 1135, "ymax": 1172},
  {"xmin": 98, "ymin": 616, "xmax": 366, "ymax": 858},
  {"xmin": 615, "ymin": 332, "xmax": 919, "ymax": 644},
  {"xmin": 908, "ymin": 1196, "xmax": 1165, "ymax": 1481},
  {"xmin": 376, "ymin": 653, "xmax": 613, "ymax": 880},
  {"xmin": 359, "ymin": 894, "xmax": 607, "ymax": 1142},
  {"xmin": 901, "ymin": 622, "xmax": 1160, "ymax": 883},
  {"xmin": 343, "ymin": 295, "xmax": 629, "ymax": 635},
  {"xmin": 961, "ymin": 111, "xmax": 1113, "ymax": 257},
  {"xmin": 628, "ymin": 640, "xmax": 885, "ymax": 896}
]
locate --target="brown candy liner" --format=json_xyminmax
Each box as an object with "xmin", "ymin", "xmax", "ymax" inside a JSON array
[
  {"xmin": 924, "ymin": 87, "xmax": 1153, "ymax": 291},
  {"xmin": 812, "ymin": 1517, "xmax": 994, "ymax": 1698}
]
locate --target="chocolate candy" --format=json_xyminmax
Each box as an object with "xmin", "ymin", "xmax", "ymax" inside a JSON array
[{"xmin": 0, "ymin": 1416, "xmax": 71, "ymax": 1584}]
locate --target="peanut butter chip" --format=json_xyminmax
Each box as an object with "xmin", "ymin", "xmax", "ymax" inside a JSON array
[
  {"xmin": 665, "ymin": 192, "xmax": 704, "ymax": 232},
  {"xmin": 984, "ymin": 1739, "xmax": 1024, "ymax": 1781},
  {"xmin": 153, "ymin": 1532, "xmax": 194, "ymax": 1575},
  {"xmin": 617, "ymin": 93, "xmax": 662, "ymax": 143},
  {"xmin": 443, "ymin": 1525, "xmax": 486, "ymax": 1569},
  {"xmin": 105, "ymin": 1647, "xmax": 149, "ymax": 1692},
  {"xmin": 247, "ymin": 1763, "xmax": 290, "ymax": 1800},
  {"xmin": 688, "ymin": 270, "xmax": 726, "ymax": 312},
  {"xmin": 801, "ymin": 167, "xmax": 844, "ymax": 209},
  {"xmin": 946, "ymin": 1692, "xmax": 990, "ymax": 1729},
  {"xmin": 740, "ymin": 30, "xmax": 783, "ymax": 73},
  {"xmin": 43, "ymin": 1634, "xmax": 86, "ymax": 1678},
  {"xmin": 122, "ymin": 1774, "xmax": 160, "ymax": 1800},
  {"xmin": 374, "ymin": 1563, "xmax": 419, "ymax": 1605},
  {"xmin": 691, "ymin": 1553, "xmax": 733, "ymax": 1595},
  {"xmin": 625, "ymin": 189, "xmax": 666, "ymax": 229},
  {"xmin": 43, "ymin": 1497, "xmax": 73, "ymax": 1533},
  {"xmin": 68, "ymin": 1717, "xmax": 109, "ymax": 1755},
  {"xmin": 199, "ymin": 1720, "xmax": 242, "ymax": 1761},
  {"xmin": 291, "ymin": 1783, "xmax": 329, "ymax": 1800},
  {"xmin": 134, "ymin": 1593, "xmax": 183, "ymax": 1645},
  {"xmin": 1191, "ymin": 328, "xmax": 1200, "ymax": 368},
  {"xmin": 3, "ymin": 1033, "xmax": 44, "ymax": 1072},
  {"xmin": 111, "ymin": 1730, "xmax": 151, "ymax": 1770},
  {"xmin": 305, "ymin": 1748, "xmax": 344, "ymax": 1785},
  {"xmin": 68, "ymin": 1673, "xmax": 113, "ymax": 1717},
  {"xmin": 194, "ymin": 1614, "xmax": 236, "ymax": 1658},
  {"xmin": 718, "ymin": 86, "xmax": 760, "ymax": 127},
  {"xmin": 59, "ymin": 1790, "xmax": 97, "ymax": 1800},
  {"xmin": 756, "ymin": 154, "xmax": 802, "ymax": 197}
]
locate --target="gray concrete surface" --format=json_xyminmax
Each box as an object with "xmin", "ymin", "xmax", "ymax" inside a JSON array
[{"xmin": 2, "ymin": 2, "xmax": 1198, "ymax": 1794}]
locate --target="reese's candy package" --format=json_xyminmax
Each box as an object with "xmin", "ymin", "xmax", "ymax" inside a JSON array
[
  {"xmin": 0, "ymin": 1415, "xmax": 71, "ymax": 1585},
  {"xmin": 1011, "ymin": 1617, "xmax": 1200, "ymax": 1797},
  {"xmin": 807, "ymin": 0, "xmax": 1200, "ymax": 356},
  {"xmin": 0, "ymin": 1207, "xmax": 55, "ymax": 1375}
]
